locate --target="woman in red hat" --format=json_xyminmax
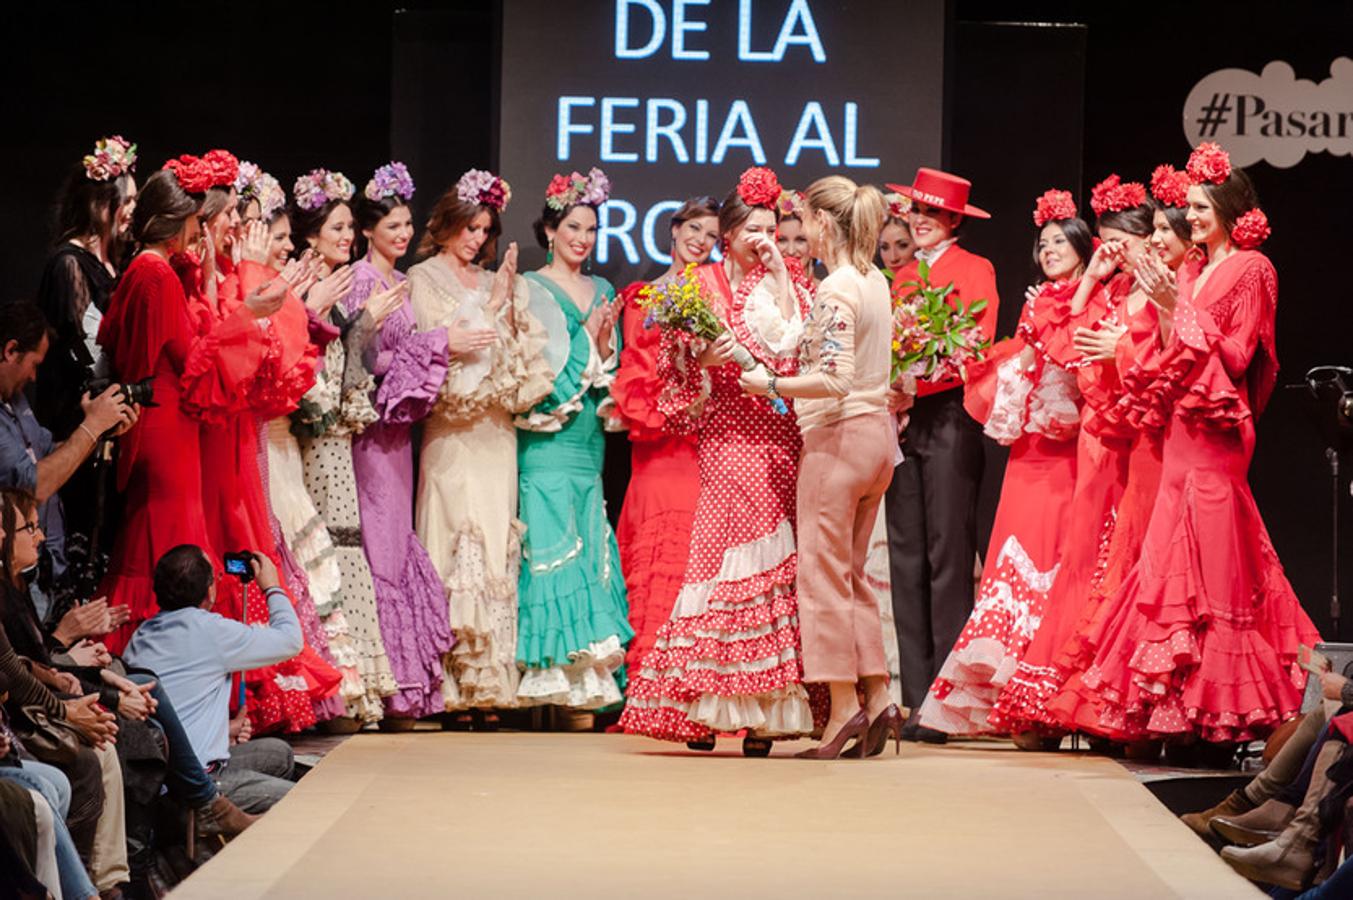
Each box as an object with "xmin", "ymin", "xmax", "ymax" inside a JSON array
[
  {"xmin": 880, "ymin": 167, "xmax": 1000, "ymax": 743},
  {"xmin": 915, "ymin": 190, "xmax": 1090, "ymax": 736},
  {"xmin": 1057, "ymin": 145, "xmax": 1320, "ymax": 748}
]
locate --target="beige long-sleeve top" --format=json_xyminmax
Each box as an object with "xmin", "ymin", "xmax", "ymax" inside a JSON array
[{"xmin": 792, "ymin": 265, "xmax": 892, "ymax": 432}]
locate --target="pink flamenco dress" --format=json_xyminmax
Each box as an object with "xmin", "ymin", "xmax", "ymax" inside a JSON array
[
  {"xmin": 611, "ymin": 281, "xmax": 702, "ymax": 678},
  {"xmin": 917, "ymin": 281, "xmax": 1081, "ymax": 734},
  {"xmin": 1070, "ymin": 250, "xmax": 1319, "ymax": 742},
  {"xmin": 178, "ymin": 253, "xmax": 342, "ymax": 734},
  {"xmin": 990, "ymin": 275, "xmax": 1134, "ymax": 733},
  {"xmin": 619, "ymin": 260, "xmax": 818, "ymax": 742}
]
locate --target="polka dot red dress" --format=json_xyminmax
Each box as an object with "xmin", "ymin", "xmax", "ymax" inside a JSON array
[{"xmin": 619, "ymin": 261, "xmax": 818, "ymax": 742}]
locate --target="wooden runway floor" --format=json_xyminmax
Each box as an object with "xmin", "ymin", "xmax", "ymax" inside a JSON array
[{"xmin": 173, "ymin": 733, "xmax": 1262, "ymax": 899}]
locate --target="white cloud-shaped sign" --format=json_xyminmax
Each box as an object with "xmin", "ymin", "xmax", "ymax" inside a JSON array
[{"xmin": 1182, "ymin": 57, "xmax": 1353, "ymax": 168}]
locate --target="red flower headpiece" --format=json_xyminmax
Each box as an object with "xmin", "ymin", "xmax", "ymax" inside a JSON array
[
  {"xmin": 1090, "ymin": 174, "xmax": 1148, "ymax": 217},
  {"xmin": 1231, "ymin": 208, "xmax": 1271, "ymax": 249},
  {"xmin": 201, "ymin": 149, "xmax": 240, "ymax": 189},
  {"xmin": 737, "ymin": 167, "xmax": 782, "ymax": 209},
  {"xmin": 1186, "ymin": 141, "xmax": 1231, "ymax": 185},
  {"xmin": 163, "ymin": 155, "xmax": 213, "ymax": 194},
  {"xmin": 1150, "ymin": 164, "xmax": 1191, "ymax": 209},
  {"xmin": 163, "ymin": 149, "xmax": 238, "ymax": 194},
  {"xmin": 1032, "ymin": 189, "xmax": 1077, "ymax": 227}
]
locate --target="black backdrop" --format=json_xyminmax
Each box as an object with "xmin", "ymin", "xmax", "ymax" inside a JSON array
[{"xmin": 4, "ymin": 0, "xmax": 1350, "ymax": 637}]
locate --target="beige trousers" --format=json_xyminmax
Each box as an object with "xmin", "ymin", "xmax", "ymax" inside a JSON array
[
  {"xmin": 797, "ymin": 413, "xmax": 895, "ymax": 683},
  {"xmin": 89, "ymin": 743, "xmax": 128, "ymax": 891}
]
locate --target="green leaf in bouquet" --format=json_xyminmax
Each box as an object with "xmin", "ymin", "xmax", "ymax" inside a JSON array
[
  {"xmin": 917, "ymin": 258, "xmax": 930, "ymax": 281},
  {"xmin": 968, "ymin": 298, "xmax": 988, "ymax": 315}
]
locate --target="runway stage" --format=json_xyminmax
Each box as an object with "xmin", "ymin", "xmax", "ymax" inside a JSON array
[{"xmin": 173, "ymin": 733, "xmax": 1261, "ymax": 899}]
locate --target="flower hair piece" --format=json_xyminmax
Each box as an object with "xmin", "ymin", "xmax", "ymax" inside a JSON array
[
  {"xmin": 1231, "ymin": 208, "xmax": 1271, "ymax": 249},
  {"xmin": 365, "ymin": 162, "xmax": 415, "ymax": 203},
  {"xmin": 774, "ymin": 189, "xmax": 802, "ymax": 219},
  {"xmin": 884, "ymin": 191, "xmax": 912, "ymax": 221},
  {"xmin": 83, "ymin": 135, "xmax": 137, "ymax": 182},
  {"xmin": 1150, "ymin": 164, "xmax": 1191, "ymax": 209},
  {"xmin": 235, "ymin": 161, "xmax": 286, "ymax": 221},
  {"xmin": 737, "ymin": 167, "xmax": 782, "ymax": 209},
  {"xmin": 1186, "ymin": 141, "xmax": 1232, "ymax": 185},
  {"xmin": 456, "ymin": 168, "xmax": 511, "ymax": 212},
  {"xmin": 545, "ymin": 167, "xmax": 610, "ymax": 211},
  {"xmin": 1033, "ymin": 189, "xmax": 1077, "ymax": 227},
  {"xmin": 1090, "ymin": 174, "xmax": 1148, "ymax": 217},
  {"xmin": 201, "ymin": 149, "xmax": 239, "ymax": 190},
  {"xmin": 163, "ymin": 155, "xmax": 213, "ymax": 194},
  {"xmin": 294, "ymin": 168, "xmax": 355, "ymax": 213}
]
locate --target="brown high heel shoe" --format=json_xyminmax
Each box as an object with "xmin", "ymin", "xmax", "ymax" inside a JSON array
[
  {"xmin": 857, "ymin": 705, "xmax": 905, "ymax": 758},
  {"xmin": 795, "ymin": 709, "xmax": 871, "ymax": 760}
]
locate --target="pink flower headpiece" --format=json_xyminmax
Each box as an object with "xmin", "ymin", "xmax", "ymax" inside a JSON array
[
  {"xmin": 456, "ymin": 168, "xmax": 511, "ymax": 212},
  {"xmin": 83, "ymin": 135, "xmax": 137, "ymax": 182},
  {"xmin": 1032, "ymin": 189, "xmax": 1077, "ymax": 227},
  {"xmin": 1186, "ymin": 142, "xmax": 1232, "ymax": 185},
  {"xmin": 775, "ymin": 189, "xmax": 803, "ymax": 219},
  {"xmin": 1232, "ymin": 209, "xmax": 1271, "ymax": 249},
  {"xmin": 365, "ymin": 162, "xmax": 415, "ymax": 203},
  {"xmin": 1149, "ymin": 164, "xmax": 1191, "ymax": 209},
  {"xmin": 294, "ymin": 168, "xmax": 355, "ymax": 212},
  {"xmin": 1089, "ymin": 174, "xmax": 1148, "ymax": 217},
  {"xmin": 884, "ymin": 192, "xmax": 912, "ymax": 221},
  {"xmin": 737, "ymin": 167, "xmax": 782, "ymax": 209},
  {"xmin": 235, "ymin": 161, "xmax": 286, "ymax": 221},
  {"xmin": 545, "ymin": 167, "xmax": 610, "ymax": 211}
]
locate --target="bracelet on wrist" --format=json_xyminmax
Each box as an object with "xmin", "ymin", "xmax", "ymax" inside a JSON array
[{"xmin": 767, "ymin": 372, "xmax": 779, "ymax": 398}]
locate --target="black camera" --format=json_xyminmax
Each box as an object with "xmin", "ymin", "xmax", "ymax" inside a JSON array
[
  {"xmin": 84, "ymin": 376, "xmax": 158, "ymax": 409},
  {"xmin": 223, "ymin": 551, "xmax": 257, "ymax": 584}
]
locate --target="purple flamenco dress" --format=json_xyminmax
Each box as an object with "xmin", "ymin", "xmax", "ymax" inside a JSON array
[{"xmin": 344, "ymin": 259, "xmax": 455, "ymax": 718}]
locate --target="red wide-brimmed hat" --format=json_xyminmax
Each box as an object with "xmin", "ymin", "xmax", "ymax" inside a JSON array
[{"xmin": 886, "ymin": 167, "xmax": 991, "ymax": 219}]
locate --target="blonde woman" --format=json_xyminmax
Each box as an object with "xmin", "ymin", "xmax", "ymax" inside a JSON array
[{"xmin": 741, "ymin": 176, "xmax": 899, "ymax": 759}]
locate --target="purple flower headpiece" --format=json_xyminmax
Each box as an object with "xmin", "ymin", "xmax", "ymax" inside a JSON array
[
  {"xmin": 294, "ymin": 168, "xmax": 355, "ymax": 212},
  {"xmin": 544, "ymin": 167, "xmax": 610, "ymax": 211},
  {"xmin": 235, "ymin": 161, "xmax": 287, "ymax": 221},
  {"xmin": 364, "ymin": 161, "xmax": 415, "ymax": 203},
  {"xmin": 456, "ymin": 169, "xmax": 512, "ymax": 212},
  {"xmin": 83, "ymin": 135, "xmax": 137, "ymax": 182}
]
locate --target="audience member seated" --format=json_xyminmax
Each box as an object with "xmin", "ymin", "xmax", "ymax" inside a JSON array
[
  {"xmin": 124, "ymin": 546, "xmax": 303, "ymax": 814},
  {"xmin": 0, "ymin": 719, "xmax": 98, "ymax": 900},
  {"xmin": 0, "ymin": 488, "xmax": 255, "ymax": 856}
]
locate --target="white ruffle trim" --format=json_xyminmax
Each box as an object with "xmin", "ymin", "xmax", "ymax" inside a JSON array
[
  {"xmin": 984, "ymin": 356, "xmax": 1033, "ymax": 445},
  {"xmin": 514, "ymin": 330, "xmax": 611, "ymax": 433},
  {"xmin": 994, "ymin": 534, "xmax": 1060, "ymax": 596},
  {"xmin": 688, "ymin": 684, "xmax": 813, "ymax": 736},
  {"xmin": 515, "ymin": 636, "xmax": 625, "ymax": 709},
  {"xmin": 671, "ymin": 519, "xmax": 795, "ymax": 618},
  {"xmin": 744, "ymin": 278, "xmax": 806, "ymax": 356},
  {"xmin": 1026, "ymin": 362, "xmax": 1081, "ymax": 440}
]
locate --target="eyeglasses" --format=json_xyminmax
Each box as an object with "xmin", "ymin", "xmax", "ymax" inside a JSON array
[{"xmin": 16, "ymin": 521, "xmax": 40, "ymax": 536}]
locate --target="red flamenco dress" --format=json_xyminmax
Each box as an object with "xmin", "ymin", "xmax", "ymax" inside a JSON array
[
  {"xmin": 1041, "ymin": 301, "xmax": 1168, "ymax": 734},
  {"xmin": 619, "ymin": 260, "xmax": 817, "ymax": 741},
  {"xmin": 179, "ymin": 253, "xmax": 341, "ymax": 733},
  {"xmin": 1072, "ymin": 250, "xmax": 1319, "ymax": 741},
  {"xmin": 611, "ymin": 281, "xmax": 701, "ymax": 677},
  {"xmin": 918, "ymin": 281, "xmax": 1081, "ymax": 734},
  {"xmin": 98, "ymin": 252, "xmax": 215, "ymax": 654},
  {"xmin": 990, "ymin": 275, "xmax": 1134, "ymax": 732}
]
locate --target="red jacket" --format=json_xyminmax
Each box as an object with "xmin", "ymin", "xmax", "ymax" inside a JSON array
[{"xmin": 892, "ymin": 244, "xmax": 1000, "ymax": 397}]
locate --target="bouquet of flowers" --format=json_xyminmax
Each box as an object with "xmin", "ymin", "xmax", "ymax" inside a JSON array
[
  {"xmin": 638, "ymin": 263, "xmax": 788, "ymax": 414},
  {"xmin": 891, "ymin": 259, "xmax": 989, "ymax": 385}
]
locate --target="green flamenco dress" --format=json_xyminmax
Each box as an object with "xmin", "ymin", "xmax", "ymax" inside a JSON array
[{"xmin": 514, "ymin": 271, "xmax": 632, "ymax": 708}]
